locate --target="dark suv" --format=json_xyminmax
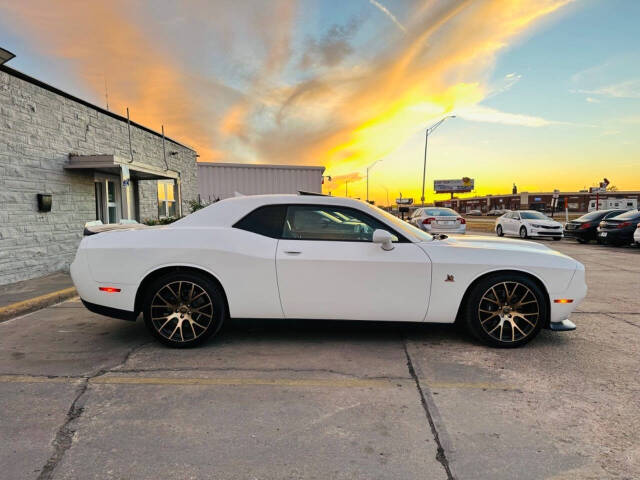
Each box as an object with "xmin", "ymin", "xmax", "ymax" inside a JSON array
[
  {"xmin": 564, "ymin": 209, "xmax": 628, "ymax": 243},
  {"xmin": 597, "ymin": 210, "xmax": 640, "ymax": 246}
]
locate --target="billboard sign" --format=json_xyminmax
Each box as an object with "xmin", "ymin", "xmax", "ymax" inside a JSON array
[
  {"xmin": 434, "ymin": 177, "xmax": 474, "ymax": 193},
  {"xmin": 396, "ymin": 198, "xmax": 414, "ymax": 205}
]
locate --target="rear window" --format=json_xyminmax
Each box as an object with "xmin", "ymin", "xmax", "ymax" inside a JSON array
[
  {"xmin": 577, "ymin": 211, "xmax": 607, "ymax": 221},
  {"xmin": 233, "ymin": 205, "xmax": 287, "ymax": 238},
  {"xmin": 424, "ymin": 208, "xmax": 457, "ymax": 217},
  {"xmin": 610, "ymin": 209, "xmax": 640, "ymax": 220}
]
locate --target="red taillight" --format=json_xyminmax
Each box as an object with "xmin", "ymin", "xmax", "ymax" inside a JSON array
[
  {"xmin": 579, "ymin": 222, "xmax": 591, "ymax": 229},
  {"xmin": 422, "ymin": 217, "xmax": 436, "ymax": 225},
  {"xmin": 617, "ymin": 222, "xmax": 631, "ymax": 229},
  {"xmin": 99, "ymin": 287, "xmax": 121, "ymax": 293},
  {"xmin": 457, "ymin": 217, "xmax": 466, "ymax": 224}
]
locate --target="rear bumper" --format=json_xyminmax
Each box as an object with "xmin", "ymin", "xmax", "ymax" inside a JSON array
[
  {"xmin": 424, "ymin": 225, "xmax": 466, "ymax": 234},
  {"xmin": 563, "ymin": 229, "xmax": 592, "ymax": 241},
  {"xmin": 81, "ymin": 299, "xmax": 138, "ymax": 321},
  {"xmin": 597, "ymin": 229, "xmax": 634, "ymax": 244}
]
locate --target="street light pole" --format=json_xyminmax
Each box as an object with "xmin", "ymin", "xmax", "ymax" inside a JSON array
[
  {"xmin": 366, "ymin": 159, "xmax": 382, "ymax": 203},
  {"xmin": 421, "ymin": 115, "xmax": 455, "ymax": 207}
]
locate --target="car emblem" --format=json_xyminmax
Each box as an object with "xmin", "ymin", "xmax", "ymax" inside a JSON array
[{"xmin": 445, "ymin": 274, "xmax": 455, "ymax": 282}]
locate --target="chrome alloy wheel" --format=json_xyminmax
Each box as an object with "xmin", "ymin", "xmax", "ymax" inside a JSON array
[
  {"xmin": 478, "ymin": 281, "xmax": 539, "ymax": 343},
  {"xmin": 150, "ymin": 281, "xmax": 214, "ymax": 343}
]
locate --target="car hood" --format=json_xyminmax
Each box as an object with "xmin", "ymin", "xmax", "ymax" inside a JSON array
[
  {"xmin": 433, "ymin": 235, "xmax": 555, "ymax": 253},
  {"xmin": 522, "ymin": 219, "xmax": 561, "ymax": 226}
]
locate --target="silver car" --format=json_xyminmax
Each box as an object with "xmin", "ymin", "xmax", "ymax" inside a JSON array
[{"xmin": 409, "ymin": 207, "xmax": 466, "ymax": 234}]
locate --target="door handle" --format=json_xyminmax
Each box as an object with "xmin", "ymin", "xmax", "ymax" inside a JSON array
[{"xmin": 284, "ymin": 251, "xmax": 302, "ymax": 255}]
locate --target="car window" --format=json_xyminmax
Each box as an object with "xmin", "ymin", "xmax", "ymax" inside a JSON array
[
  {"xmin": 520, "ymin": 211, "xmax": 547, "ymax": 220},
  {"xmin": 233, "ymin": 205, "xmax": 287, "ymax": 238},
  {"xmin": 603, "ymin": 210, "xmax": 625, "ymax": 219},
  {"xmin": 282, "ymin": 205, "xmax": 399, "ymax": 242},
  {"xmin": 424, "ymin": 208, "xmax": 457, "ymax": 217},
  {"xmin": 611, "ymin": 209, "xmax": 640, "ymax": 220}
]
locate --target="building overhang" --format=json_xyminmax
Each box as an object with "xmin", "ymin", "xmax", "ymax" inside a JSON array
[{"xmin": 64, "ymin": 154, "xmax": 179, "ymax": 180}]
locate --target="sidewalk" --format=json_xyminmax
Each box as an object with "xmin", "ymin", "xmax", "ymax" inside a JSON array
[{"xmin": 0, "ymin": 272, "xmax": 76, "ymax": 322}]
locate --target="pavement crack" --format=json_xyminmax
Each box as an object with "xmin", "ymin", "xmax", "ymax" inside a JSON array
[
  {"xmin": 35, "ymin": 342, "xmax": 151, "ymax": 479},
  {"xmin": 110, "ymin": 365, "xmax": 409, "ymax": 380},
  {"xmin": 603, "ymin": 313, "xmax": 640, "ymax": 330},
  {"xmin": 402, "ymin": 336, "xmax": 455, "ymax": 480}
]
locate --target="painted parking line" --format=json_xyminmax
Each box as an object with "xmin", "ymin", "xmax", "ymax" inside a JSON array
[{"xmin": 0, "ymin": 374, "xmax": 518, "ymax": 391}]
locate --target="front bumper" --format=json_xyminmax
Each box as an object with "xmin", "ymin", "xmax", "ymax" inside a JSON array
[{"xmin": 529, "ymin": 228, "xmax": 563, "ymax": 237}]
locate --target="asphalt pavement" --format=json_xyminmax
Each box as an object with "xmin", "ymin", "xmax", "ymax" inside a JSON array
[{"xmin": 0, "ymin": 238, "xmax": 638, "ymax": 479}]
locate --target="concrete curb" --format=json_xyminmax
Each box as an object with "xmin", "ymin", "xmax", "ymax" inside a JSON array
[{"xmin": 0, "ymin": 287, "xmax": 77, "ymax": 322}]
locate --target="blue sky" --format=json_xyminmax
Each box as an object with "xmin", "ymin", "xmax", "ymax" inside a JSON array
[{"xmin": 1, "ymin": 0, "xmax": 638, "ymax": 203}]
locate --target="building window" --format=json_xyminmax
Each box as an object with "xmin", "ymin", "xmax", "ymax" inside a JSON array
[{"xmin": 158, "ymin": 180, "xmax": 177, "ymax": 218}]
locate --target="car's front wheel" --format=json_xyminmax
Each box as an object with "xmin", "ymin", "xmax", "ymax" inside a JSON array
[
  {"xmin": 496, "ymin": 225, "xmax": 504, "ymax": 237},
  {"xmin": 464, "ymin": 273, "xmax": 546, "ymax": 348},
  {"xmin": 143, "ymin": 271, "xmax": 226, "ymax": 348},
  {"xmin": 519, "ymin": 226, "xmax": 528, "ymax": 239}
]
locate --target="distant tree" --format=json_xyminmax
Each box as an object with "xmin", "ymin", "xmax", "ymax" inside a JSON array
[{"xmin": 607, "ymin": 185, "xmax": 619, "ymax": 192}]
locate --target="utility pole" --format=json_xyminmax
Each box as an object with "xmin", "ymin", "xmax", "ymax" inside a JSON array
[{"xmin": 421, "ymin": 115, "xmax": 455, "ymax": 206}]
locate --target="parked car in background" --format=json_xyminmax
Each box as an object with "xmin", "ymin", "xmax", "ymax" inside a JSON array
[
  {"xmin": 467, "ymin": 209, "xmax": 483, "ymax": 216},
  {"xmin": 71, "ymin": 194, "xmax": 586, "ymax": 348},
  {"xmin": 409, "ymin": 207, "xmax": 466, "ymax": 234},
  {"xmin": 597, "ymin": 209, "xmax": 640, "ymax": 246},
  {"xmin": 487, "ymin": 208, "xmax": 508, "ymax": 216},
  {"xmin": 496, "ymin": 210, "xmax": 563, "ymax": 240},
  {"xmin": 564, "ymin": 209, "xmax": 628, "ymax": 243}
]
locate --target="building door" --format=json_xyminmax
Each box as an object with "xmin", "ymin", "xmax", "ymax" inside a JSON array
[{"xmin": 94, "ymin": 175, "xmax": 121, "ymax": 224}]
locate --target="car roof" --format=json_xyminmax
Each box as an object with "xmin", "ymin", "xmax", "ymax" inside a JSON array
[{"xmin": 173, "ymin": 194, "xmax": 386, "ymax": 228}]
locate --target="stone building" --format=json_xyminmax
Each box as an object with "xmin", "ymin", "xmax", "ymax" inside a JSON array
[{"xmin": 0, "ymin": 61, "xmax": 197, "ymax": 285}]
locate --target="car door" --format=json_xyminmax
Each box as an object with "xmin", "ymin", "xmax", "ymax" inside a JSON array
[
  {"xmin": 508, "ymin": 212, "xmax": 521, "ymax": 234},
  {"xmin": 275, "ymin": 204, "xmax": 431, "ymax": 322}
]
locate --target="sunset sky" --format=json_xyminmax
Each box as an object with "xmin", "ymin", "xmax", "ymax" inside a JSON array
[{"xmin": 1, "ymin": 0, "xmax": 638, "ymax": 205}]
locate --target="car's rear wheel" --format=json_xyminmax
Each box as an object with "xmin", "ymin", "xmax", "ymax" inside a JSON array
[
  {"xmin": 143, "ymin": 271, "xmax": 226, "ymax": 348},
  {"xmin": 496, "ymin": 225, "xmax": 504, "ymax": 237},
  {"xmin": 464, "ymin": 273, "xmax": 546, "ymax": 348},
  {"xmin": 519, "ymin": 226, "xmax": 528, "ymax": 239}
]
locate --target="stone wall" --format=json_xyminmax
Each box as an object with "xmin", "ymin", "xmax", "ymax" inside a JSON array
[{"xmin": 0, "ymin": 68, "xmax": 197, "ymax": 285}]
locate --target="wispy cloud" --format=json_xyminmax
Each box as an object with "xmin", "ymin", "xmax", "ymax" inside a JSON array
[
  {"xmin": 579, "ymin": 79, "xmax": 640, "ymax": 99},
  {"xmin": 456, "ymin": 105, "xmax": 565, "ymax": 127},
  {"xmin": 368, "ymin": 0, "xmax": 406, "ymax": 33}
]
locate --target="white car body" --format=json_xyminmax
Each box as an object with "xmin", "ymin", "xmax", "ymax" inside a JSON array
[
  {"xmin": 496, "ymin": 210, "xmax": 563, "ymax": 239},
  {"xmin": 409, "ymin": 207, "xmax": 466, "ymax": 234},
  {"xmin": 71, "ymin": 195, "xmax": 585, "ymax": 344},
  {"xmin": 634, "ymin": 224, "xmax": 640, "ymax": 244}
]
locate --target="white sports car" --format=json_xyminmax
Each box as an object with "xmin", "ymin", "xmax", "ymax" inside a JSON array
[
  {"xmin": 71, "ymin": 194, "xmax": 586, "ymax": 348},
  {"xmin": 495, "ymin": 210, "xmax": 564, "ymax": 240}
]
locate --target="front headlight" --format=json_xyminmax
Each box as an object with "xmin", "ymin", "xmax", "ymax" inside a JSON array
[{"xmin": 530, "ymin": 223, "xmax": 542, "ymax": 228}]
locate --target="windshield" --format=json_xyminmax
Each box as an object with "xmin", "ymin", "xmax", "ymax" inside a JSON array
[
  {"xmin": 424, "ymin": 208, "xmax": 457, "ymax": 217},
  {"xmin": 577, "ymin": 210, "xmax": 608, "ymax": 221},
  {"xmin": 520, "ymin": 211, "xmax": 548, "ymax": 220},
  {"xmin": 371, "ymin": 205, "xmax": 433, "ymax": 241},
  {"xmin": 611, "ymin": 209, "xmax": 640, "ymax": 220}
]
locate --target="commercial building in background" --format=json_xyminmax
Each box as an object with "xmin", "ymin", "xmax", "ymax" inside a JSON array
[
  {"xmin": 435, "ymin": 191, "xmax": 640, "ymax": 214},
  {"xmin": 198, "ymin": 162, "xmax": 325, "ymax": 202},
  {"xmin": 0, "ymin": 58, "xmax": 197, "ymax": 285}
]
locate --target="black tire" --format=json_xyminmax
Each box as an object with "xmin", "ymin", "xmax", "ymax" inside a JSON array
[
  {"xmin": 143, "ymin": 271, "xmax": 226, "ymax": 348},
  {"xmin": 553, "ymin": 237, "xmax": 562, "ymax": 241},
  {"xmin": 519, "ymin": 226, "xmax": 528, "ymax": 239},
  {"xmin": 464, "ymin": 273, "xmax": 547, "ymax": 348},
  {"xmin": 496, "ymin": 225, "xmax": 504, "ymax": 237}
]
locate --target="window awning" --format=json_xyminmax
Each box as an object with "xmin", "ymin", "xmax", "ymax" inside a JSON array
[{"xmin": 64, "ymin": 154, "xmax": 179, "ymax": 180}]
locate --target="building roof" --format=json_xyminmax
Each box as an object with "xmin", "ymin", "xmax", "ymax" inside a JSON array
[
  {"xmin": 198, "ymin": 161, "xmax": 325, "ymax": 172},
  {"xmin": 0, "ymin": 64, "xmax": 195, "ymax": 152}
]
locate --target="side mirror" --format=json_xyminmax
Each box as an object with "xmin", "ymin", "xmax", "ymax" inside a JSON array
[{"xmin": 372, "ymin": 229, "xmax": 395, "ymax": 251}]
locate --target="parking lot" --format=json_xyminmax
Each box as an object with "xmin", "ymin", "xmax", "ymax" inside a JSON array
[{"xmin": 1, "ymin": 238, "xmax": 639, "ymax": 480}]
